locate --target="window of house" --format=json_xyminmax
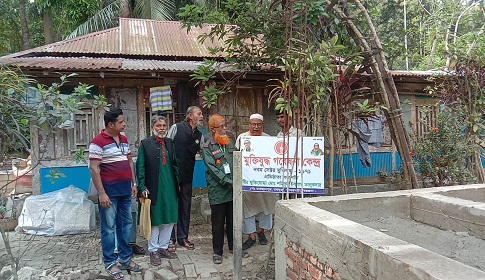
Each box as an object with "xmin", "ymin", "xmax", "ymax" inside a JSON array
[
  {"xmin": 414, "ymin": 104, "xmax": 439, "ymax": 137},
  {"xmin": 73, "ymin": 106, "xmax": 98, "ymax": 149}
]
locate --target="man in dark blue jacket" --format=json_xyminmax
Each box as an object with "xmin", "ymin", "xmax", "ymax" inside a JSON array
[{"xmin": 166, "ymin": 106, "xmax": 204, "ymax": 250}]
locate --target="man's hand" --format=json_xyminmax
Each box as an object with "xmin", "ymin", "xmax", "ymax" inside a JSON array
[
  {"xmin": 131, "ymin": 186, "xmax": 138, "ymax": 198},
  {"xmin": 98, "ymin": 193, "xmax": 111, "ymax": 208}
]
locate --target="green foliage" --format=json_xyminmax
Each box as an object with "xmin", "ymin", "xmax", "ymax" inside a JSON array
[
  {"xmin": 0, "ymin": 0, "xmax": 23, "ymax": 54},
  {"xmin": 437, "ymin": 59, "xmax": 485, "ymax": 135},
  {"xmin": 44, "ymin": 168, "xmax": 67, "ymax": 184},
  {"xmin": 32, "ymin": 73, "xmax": 109, "ymax": 130},
  {"xmin": 411, "ymin": 108, "xmax": 476, "ymax": 187},
  {"xmin": 0, "ymin": 66, "xmax": 34, "ymax": 157},
  {"xmin": 269, "ymin": 35, "xmax": 349, "ymax": 116},
  {"xmin": 68, "ymin": 0, "xmax": 213, "ymax": 39},
  {"xmin": 189, "ymin": 59, "xmax": 228, "ymax": 108},
  {"xmin": 0, "ymin": 66, "xmax": 108, "ymax": 161},
  {"xmin": 364, "ymin": 0, "xmax": 483, "ymax": 70},
  {"xmin": 377, "ymin": 168, "xmax": 407, "ymax": 189},
  {"xmin": 198, "ymin": 82, "xmax": 227, "ymax": 108},
  {"xmin": 190, "ymin": 59, "xmax": 217, "ymax": 86},
  {"xmin": 354, "ymin": 99, "xmax": 379, "ymax": 117},
  {"xmin": 133, "ymin": 0, "xmax": 175, "ymax": 20},
  {"xmin": 0, "ymin": 0, "xmax": 104, "ymax": 53},
  {"xmin": 179, "ymin": 1, "xmax": 287, "ymax": 70},
  {"xmin": 179, "ymin": 1, "xmax": 364, "ymax": 119},
  {"xmin": 72, "ymin": 146, "xmax": 87, "ymax": 163}
]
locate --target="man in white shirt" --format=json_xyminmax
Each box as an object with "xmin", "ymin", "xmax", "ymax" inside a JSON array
[
  {"xmin": 276, "ymin": 110, "xmax": 303, "ymax": 137},
  {"xmin": 235, "ymin": 114, "xmax": 278, "ymax": 250}
]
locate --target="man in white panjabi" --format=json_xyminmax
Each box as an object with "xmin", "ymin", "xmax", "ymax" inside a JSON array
[{"xmin": 235, "ymin": 113, "xmax": 279, "ymax": 250}]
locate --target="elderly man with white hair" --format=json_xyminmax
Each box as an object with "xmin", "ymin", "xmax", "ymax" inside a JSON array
[{"xmin": 235, "ymin": 113, "xmax": 279, "ymax": 250}]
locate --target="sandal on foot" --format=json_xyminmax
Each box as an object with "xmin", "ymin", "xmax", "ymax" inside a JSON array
[
  {"xmin": 257, "ymin": 231, "xmax": 268, "ymax": 245},
  {"xmin": 213, "ymin": 254, "xmax": 223, "ymax": 264},
  {"xmin": 242, "ymin": 237, "xmax": 256, "ymax": 250},
  {"xmin": 178, "ymin": 239, "xmax": 195, "ymax": 250},
  {"xmin": 105, "ymin": 263, "xmax": 124, "ymax": 280},
  {"xmin": 157, "ymin": 248, "xmax": 177, "ymax": 259},
  {"xmin": 168, "ymin": 240, "xmax": 177, "ymax": 252},
  {"xmin": 130, "ymin": 243, "xmax": 146, "ymax": 255},
  {"xmin": 118, "ymin": 260, "xmax": 143, "ymax": 272}
]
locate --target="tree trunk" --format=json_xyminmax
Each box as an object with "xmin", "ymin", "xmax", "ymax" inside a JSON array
[
  {"xmin": 444, "ymin": 22, "xmax": 452, "ymax": 70},
  {"xmin": 327, "ymin": 0, "xmax": 419, "ymax": 189},
  {"xmin": 0, "ymin": 131, "xmax": 6, "ymax": 163},
  {"xmin": 19, "ymin": 0, "xmax": 30, "ymax": 50},
  {"xmin": 43, "ymin": 9, "xmax": 54, "ymax": 44},
  {"xmin": 427, "ymin": 27, "xmax": 438, "ymax": 69},
  {"xmin": 120, "ymin": 0, "xmax": 131, "ymax": 18},
  {"xmin": 471, "ymin": 148, "xmax": 485, "ymax": 183}
]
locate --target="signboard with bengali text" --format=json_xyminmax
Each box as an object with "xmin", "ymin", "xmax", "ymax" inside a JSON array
[{"xmin": 240, "ymin": 136, "xmax": 324, "ymax": 194}]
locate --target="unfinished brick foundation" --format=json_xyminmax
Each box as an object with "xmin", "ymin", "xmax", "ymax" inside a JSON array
[
  {"xmin": 285, "ymin": 241, "xmax": 340, "ymax": 280},
  {"xmin": 274, "ymin": 184, "xmax": 485, "ymax": 280}
]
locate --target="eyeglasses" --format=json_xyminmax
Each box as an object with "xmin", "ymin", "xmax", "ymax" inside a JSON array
[
  {"xmin": 212, "ymin": 124, "xmax": 227, "ymax": 129},
  {"xmin": 249, "ymin": 123, "xmax": 262, "ymax": 127}
]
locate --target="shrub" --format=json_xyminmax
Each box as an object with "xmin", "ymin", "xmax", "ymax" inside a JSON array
[{"xmin": 411, "ymin": 108, "xmax": 476, "ymax": 187}]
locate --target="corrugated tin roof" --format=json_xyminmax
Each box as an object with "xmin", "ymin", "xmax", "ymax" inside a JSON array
[
  {"xmin": 3, "ymin": 57, "xmax": 122, "ymax": 70},
  {"xmin": 391, "ymin": 70, "xmax": 448, "ymax": 77},
  {"xmin": 2, "ymin": 56, "xmax": 239, "ymax": 73},
  {"xmin": 120, "ymin": 19, "xmax": 225, "ymax": 57},
  {"xmin": 121, "ymin": 59, "xmax": 236, "ymax": 72},
  {"xmin": 0, "ymin": 18, "xmax": 447, "ymax": 79},
  {"xmin": 3, "ymin": 18, "xmax": 225, "ymax": 58}
]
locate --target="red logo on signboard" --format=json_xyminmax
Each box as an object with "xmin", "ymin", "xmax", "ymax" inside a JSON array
[{"xmin": 274, "ymin": 140, "xmax": 288, "ymax": 155}]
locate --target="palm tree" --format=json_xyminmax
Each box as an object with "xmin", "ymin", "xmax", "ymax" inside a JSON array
[{"xmin": 67, "ymin": 0, "xmax": 214, "ymax": 39}]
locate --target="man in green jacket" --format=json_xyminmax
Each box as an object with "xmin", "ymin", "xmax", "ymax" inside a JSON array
[{"xmin": 202, "ymin": 114, "xmax": 235, "ymax": 264}]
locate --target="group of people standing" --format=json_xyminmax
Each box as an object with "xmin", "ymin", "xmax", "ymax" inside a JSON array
[{"xmin": 88, "ymin": 106, "xmax": 299, "ymax": 279}]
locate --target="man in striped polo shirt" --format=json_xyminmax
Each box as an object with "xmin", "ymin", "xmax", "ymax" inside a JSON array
[{"xmin": 89, "ymin": 108, "xmax": 142, "ymax": 279}]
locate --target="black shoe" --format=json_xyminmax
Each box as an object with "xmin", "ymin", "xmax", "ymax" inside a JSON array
[
  {"xmin": 213, "ymin": 254, "xmax": 223, "ymax": 264},
  {"xmin": 257, "ymin": 232, "xmax": 268, "ymax": 245},
  {"xmin": 242, "ymin": 237, "xmax": 256, "ymax": 250},
  {"xmin": 130, "ymin": 243, "xmax": 146, "ymax": 255}
]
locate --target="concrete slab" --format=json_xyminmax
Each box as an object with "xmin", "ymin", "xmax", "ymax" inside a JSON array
[
  {"xmin": 275, "ymin": 184, "xmax": 485, "ymax": 280},
  {"xmin": 183, "ymin": 264, "xmax": 197, "ymax": 278}
]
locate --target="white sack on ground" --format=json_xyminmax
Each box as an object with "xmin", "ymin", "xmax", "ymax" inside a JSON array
[{"xmin": 16, "ymin": 186, "xmax": 96, "ymax": 235}]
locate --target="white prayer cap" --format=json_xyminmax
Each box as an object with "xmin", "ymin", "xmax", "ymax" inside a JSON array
[{"xmin": 249, "ymin": 113, "xmax": 264, "ymax": 121}]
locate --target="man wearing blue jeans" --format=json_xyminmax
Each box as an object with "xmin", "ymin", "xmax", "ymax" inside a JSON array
[
  {"xmin": 89, "ymin": 108, "xmax": 142, "ymax": 279},
  {"xmin": 115, "ymin": 198, "xmax": 145, "ymax": 255}
]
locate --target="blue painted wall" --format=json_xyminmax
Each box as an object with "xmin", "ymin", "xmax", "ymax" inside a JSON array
[
  {"xmin": 40, "ymin": 167, "xmax": 91, "ymax": 194},
  {"xmin": 44, "ymin": 151, "xmax": 485, "ymax": 192},
  {"xmin": 40, "ymin": 160, "xmax": 209, "ymax": 194},
  {"xmin": 331, "ymin": 152, "xmax": 402, "ymax": 179},
  {"xmin": 193, "ymin": 160, "xmax": 207, "ymax": 187}
]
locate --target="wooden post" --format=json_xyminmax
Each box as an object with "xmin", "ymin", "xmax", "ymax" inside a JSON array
[{"xmin": 233, "ymin": 151, "xmax": 242, "ymax": 280}]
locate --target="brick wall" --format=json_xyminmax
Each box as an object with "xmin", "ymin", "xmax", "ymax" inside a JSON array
[{"xmin": 285, "ymin": 241, "xmax": 341, "ymax": 280}]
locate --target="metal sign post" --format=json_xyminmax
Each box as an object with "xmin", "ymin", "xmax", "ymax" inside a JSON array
[{"xmin": 233, "ymin": 151, "xmax": 242, "ymax": 280}]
